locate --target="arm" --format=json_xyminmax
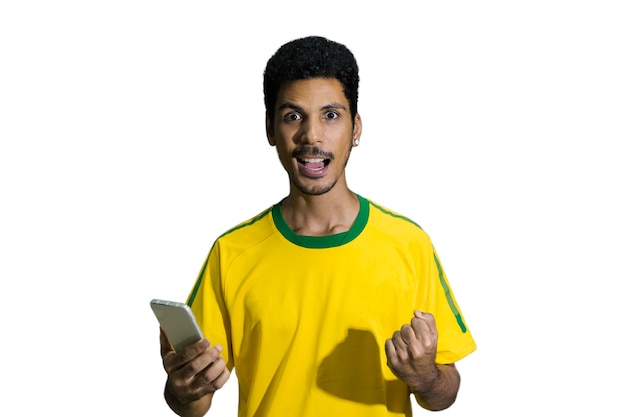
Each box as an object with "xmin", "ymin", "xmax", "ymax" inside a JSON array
[
  {"xmin": 410, "ymin": 363, "xmax": 460, "ymax": 411},
  {"xmin": 384, "ymin": 310, "xmax": 460, "ymax": 411},
  {"xmin": 160, "ymin": 329, "xmax": 230, "ymax": 417}
]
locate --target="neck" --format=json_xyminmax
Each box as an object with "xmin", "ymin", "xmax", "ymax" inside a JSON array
[{"xmin": 280, "ymin": 188, "xmax": 360, "ymax": 236}]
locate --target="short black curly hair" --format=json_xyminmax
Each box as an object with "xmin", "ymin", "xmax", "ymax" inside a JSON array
[{"xmin": 263, "ymin": 36, "xmax": 360, "ymax": 128}]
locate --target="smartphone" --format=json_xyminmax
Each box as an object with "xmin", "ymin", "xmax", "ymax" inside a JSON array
[{"xmin": 150, "ymin": 299, "xmax": 204, "ymax": 352}]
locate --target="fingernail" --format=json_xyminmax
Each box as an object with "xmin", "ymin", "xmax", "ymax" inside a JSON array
[{"xmin": 215, "ymin": 344, "xmax": 223, "ymax": 353}]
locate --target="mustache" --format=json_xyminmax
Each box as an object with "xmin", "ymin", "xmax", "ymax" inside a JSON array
[{"xmin": 291, "ymin": 146, "xmax": 334, "ymax": 160}]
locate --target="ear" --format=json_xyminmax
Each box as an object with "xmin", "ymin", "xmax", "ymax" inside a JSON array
[
  {"xmin": 352, "ymin": 113, "xmax": 362, "ymax": 145},
  {"xmin": 266, "ymin": 116, "xmax": 276, "ymax": 146}
]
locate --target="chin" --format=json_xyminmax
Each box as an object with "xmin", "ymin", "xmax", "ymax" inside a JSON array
[{"xmin": 294, "ymin": 179, "xmax": 338, "ymax": 196}]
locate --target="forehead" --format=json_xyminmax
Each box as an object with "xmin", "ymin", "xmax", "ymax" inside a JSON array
[{"xmin": 276, "ymin": 78, "xmax": 348, "ymax": 109}]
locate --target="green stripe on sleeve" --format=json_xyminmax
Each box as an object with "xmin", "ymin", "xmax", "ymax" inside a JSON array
[
  {"xmin": 433, "ymin": 253, "xmax": 467, "ymax": 333},
  {"xmin": 186, "ymin": 254, "xmax": 209, "ymax": 307}
]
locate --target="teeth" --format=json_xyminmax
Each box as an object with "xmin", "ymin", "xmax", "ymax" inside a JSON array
[{"xmin": 301, "ymin": 158, "xmax": 324, "ymax": 163}]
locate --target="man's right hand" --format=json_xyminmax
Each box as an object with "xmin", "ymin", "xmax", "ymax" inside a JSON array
[{"xmin": 160, "ymin": 329, "xmax": 231, "ymax": 416}]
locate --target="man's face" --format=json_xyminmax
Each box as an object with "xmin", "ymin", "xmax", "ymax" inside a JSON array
[{"xmin": 267, "ymin": 78, "xmax": 362, "ymax": 196}]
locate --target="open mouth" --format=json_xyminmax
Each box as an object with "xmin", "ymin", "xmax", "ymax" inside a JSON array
[{"xmin": 297, "ymin": 157, "xmax": 331, "ymax": 169}]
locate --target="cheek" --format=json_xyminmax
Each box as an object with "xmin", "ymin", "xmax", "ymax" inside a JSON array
[{"xmin": 275, "ymin": 143, "xmax": 293, "ymax": 166}]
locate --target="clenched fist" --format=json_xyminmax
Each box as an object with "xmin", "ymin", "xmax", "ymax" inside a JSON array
[{"xmin": 384, "ymin": 310, "xmax": 439, "ymax": 393}]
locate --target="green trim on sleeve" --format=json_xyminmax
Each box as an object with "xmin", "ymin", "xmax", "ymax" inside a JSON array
[
  {"xmin": 368, "ymin": 200, "xmax": 423, "ymax": 230},
  {"xmin": 187, "ymin": 208, "xmax": 273, "ymax": 307},
  {"xmin": 218, "ymin": 207, "xmax": 273, "ymax": 239},
  {"xmin": 368, "ymin": 199, "xmax": 466, "ymax": 333},
  {"xmin": 433, "ymin": 252, "xmax": 467, "ymax": 333},
  {"xmin": 187, "ymin": 253, "xmax": 209, "ymax": 308}
]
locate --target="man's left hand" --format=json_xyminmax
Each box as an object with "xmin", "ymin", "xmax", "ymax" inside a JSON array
[{"xmin": 384, "ymin": 310, "xmax": 440, "ymax": 392}]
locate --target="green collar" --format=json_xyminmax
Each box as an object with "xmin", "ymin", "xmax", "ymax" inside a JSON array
[{"xmin": 272, "ymin": 194, "xmax": 369, "ymax": 248}]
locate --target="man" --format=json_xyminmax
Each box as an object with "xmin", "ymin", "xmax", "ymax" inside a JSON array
[{"xmin": 160, "ymin": 35, "xmax": 476, "ymax": 417}]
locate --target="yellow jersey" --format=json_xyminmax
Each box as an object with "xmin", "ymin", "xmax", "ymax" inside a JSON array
[{"xmin": 188, "ymin": 195, "xmax": 476, "ymax": 416}]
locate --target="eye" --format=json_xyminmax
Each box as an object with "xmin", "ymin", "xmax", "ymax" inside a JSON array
[
  {"xmin": 284, "ymin": 112, "xmax": 302, "ymax": 122},
  {"xmin": 324, "ymin": 110, "xmax": 340, "ymax": 120}
]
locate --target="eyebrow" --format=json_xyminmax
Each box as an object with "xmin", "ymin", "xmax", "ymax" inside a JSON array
[
  {"xmin": 277, "ymin": 102, "xmax": 347, "ymax": 112},
  {"xmin": 321, "ymin": 103, "xmax": 347, "ymax": 111}
]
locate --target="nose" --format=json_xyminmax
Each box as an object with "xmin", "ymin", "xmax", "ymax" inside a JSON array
[{"xmin": 299, "ymin": 117, "xmax": 322, "ymax": 145}]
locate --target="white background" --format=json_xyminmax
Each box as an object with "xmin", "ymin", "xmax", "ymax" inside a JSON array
[{"xmin": 1, "ymin": 1, "xmax": 625, "ymax": 415}]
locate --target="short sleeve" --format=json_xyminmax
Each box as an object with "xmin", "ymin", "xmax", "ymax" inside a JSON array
[
  {"xmin": 187, "ymin": 241, "xmax": 234, "ymax": 370},
  {"xmin": 418, "ymin": 244, "xmax": 476, "ymax": 364}
]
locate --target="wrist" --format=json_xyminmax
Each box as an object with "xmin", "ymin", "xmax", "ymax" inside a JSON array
[
  {"xmin": 411, "ymin": 364, "xmax": 460, "ymax": 411},
  {"xmin": 164, "ymin": 382, "xmax": 183, "ymax": 409},
  {"xmin": 410, "ymin": 365, "xmax": 440, "ymax": 395}
]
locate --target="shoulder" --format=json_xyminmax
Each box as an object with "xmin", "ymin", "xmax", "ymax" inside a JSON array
[
  {"xmin": 219, "ymin": 206, "xmax": 273, "ymax": 238},
  {"xmin": 363, "ymin": 197, "xmax": 432, "ymax": 244},
  {"xmin": 366, "ymin": 198, "xmax": 423, "ymax": 229},
  {"xmin": 210, "ymin": 205, "xmax": 278, "ymax": 255}
]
